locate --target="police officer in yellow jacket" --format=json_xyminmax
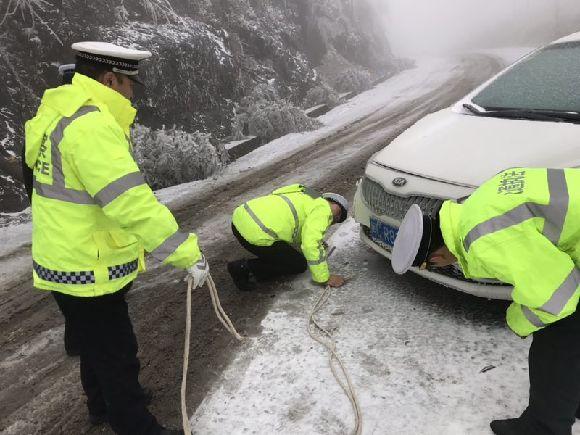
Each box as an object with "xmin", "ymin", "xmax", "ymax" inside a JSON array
[
  {"xmin": 392, "ymin": 168, "xmax": 580, "ymax": 435},
  {"xmin": 25, "ymin": 41, "xmax": 209, "ymax": 435},
  {"xmin": 228, "ymin": 184, "xmax": 348, "ymax": 290}
]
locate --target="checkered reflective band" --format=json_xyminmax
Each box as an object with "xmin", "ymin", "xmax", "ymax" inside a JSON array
[
  {"xmin": 108, "ymin": 259, "xmax": 139, "ymax": 280},
  {"xmin": 33, "ymin": 261, "xmax": 95, "ymax": 284}
]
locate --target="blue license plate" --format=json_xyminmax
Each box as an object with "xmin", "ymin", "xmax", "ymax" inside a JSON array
[{"xmin": 370, "ymin": 218, "xmax": 399, "ymax": 250}]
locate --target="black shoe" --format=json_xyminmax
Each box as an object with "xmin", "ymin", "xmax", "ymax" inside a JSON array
[
  {"xmin": 89, "ymin": 412, "xmax": 107, "ymax": 426},
  {"xmin": 159, "ymin": 429, "xmax": 184, "ymax": 435},
  {"xmin": 490, "ymin": 419, "xmax": 522, "ymax": 435},
  {"xmin": 227, "ymin": 260, "xmax": 254, "ymax": 291}
]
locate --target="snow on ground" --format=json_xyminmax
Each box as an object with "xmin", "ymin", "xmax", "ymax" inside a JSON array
[
  {"xmin": 191, "ymin": 218, "xmax": 580, "ymax": 434},
  {"xmin": 0, "ymin": 56, "xmax": 458, "ymax": 270},
  {"xmin": 0, "ymin": 50, "xmax": 522, "ymax": 326},
  {"xmin": 154, "ymin": 57, "xmax": 459, "ymax": 210}
]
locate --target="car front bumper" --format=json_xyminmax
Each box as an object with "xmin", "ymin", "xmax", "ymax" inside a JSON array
[{"xmin": 353, "ymin": 166, "xmax": 513, "ymax": 301}]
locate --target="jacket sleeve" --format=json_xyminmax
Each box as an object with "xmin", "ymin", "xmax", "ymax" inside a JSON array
[
  {"xmin": 21, "ymin": 142, "xmax": 33, "ymax": 204},
  {"xmin": 68, "ymin": 114, "xmax": 202, "ymax": 269},
  {"xmin": 301, "ymin": 202, "xmax": 332, "ymax": 284},
  {"xmin": 469, "ymin": 228, "xmax": 579, "ymax": 337}
]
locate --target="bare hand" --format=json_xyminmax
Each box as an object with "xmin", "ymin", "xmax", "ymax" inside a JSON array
[{"xmin": 327, "ymin": 274, "xmax": 346, "ymax": 288}]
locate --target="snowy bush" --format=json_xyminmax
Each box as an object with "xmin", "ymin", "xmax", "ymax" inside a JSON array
[
  {"xmin": 232, "ymin": 82, "xmax": 320, "ymax": 142},
  {"xmin": 316, "ymin": 49, "xmax": 373, "ymax": 95},
  {"xmin": 233, "ymin": 98, "xmax": 320, "ymax": 143},
  {"xmin": 303, "ymin": 82, "xmax": 339, "ymax": 108},
  {"xmin": 334, "ymin": 68, "xmax": 372, "ymax": 94},
  {"xmin": 132, "ymin": 124, "xmax": 228, "ymax": 190}
]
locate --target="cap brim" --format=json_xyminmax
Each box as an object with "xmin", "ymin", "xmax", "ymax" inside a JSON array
[{"xmin": 391, "ymin": 204, "xmax": 424, "ymax": 274}]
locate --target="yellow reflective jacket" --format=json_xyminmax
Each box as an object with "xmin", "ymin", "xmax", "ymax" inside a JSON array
[
  {"xmin": 440, "ymin": 168, "xmax": 580, "ymax": 337},
  {"xmin": 25, "ymin": 73, "xmax": 202, "ymax": 297},
  {"xmin": 232, "ymin": 184, "xmax": 333, "ymax": 283}
]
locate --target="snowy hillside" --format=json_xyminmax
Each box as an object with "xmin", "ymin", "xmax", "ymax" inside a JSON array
[{"xmin": 0, "ymin": 0, "xmax": 397, "ymax": 212}]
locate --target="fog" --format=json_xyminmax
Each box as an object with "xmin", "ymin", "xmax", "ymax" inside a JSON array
[{"xmin": 370, "ymin": 0, "xmax": 580, "ymax": 56}]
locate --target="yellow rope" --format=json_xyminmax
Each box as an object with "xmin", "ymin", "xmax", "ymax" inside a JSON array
[
  {"xmin": 181, "ymin": 274, "xmax": 244, "ymax": 435},
  {"xmin": 308, "ymin": 285, "xmax": 363, "ymax": 435}
]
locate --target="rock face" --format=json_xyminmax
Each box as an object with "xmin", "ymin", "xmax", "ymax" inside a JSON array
[{"xmin": 0, "ymin": 0, "xmax": 394, "ymax": 212}]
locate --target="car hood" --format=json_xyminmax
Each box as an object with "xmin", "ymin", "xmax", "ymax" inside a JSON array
[{"xmin": 373, "ymin": 109, "xmax": 580, "ymax": 187}]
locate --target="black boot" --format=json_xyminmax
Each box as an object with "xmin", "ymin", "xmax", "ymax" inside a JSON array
[
  {"xmin": 227, "ymin": 260, "xmax": 254, "ymax": 291},
  {"xmin": 490, "ymin": 418, "xmax": 523, "ymax": 435},
  {"xmin": 159, "ymin": 429, "xmax": 184, "ymax": 435}
]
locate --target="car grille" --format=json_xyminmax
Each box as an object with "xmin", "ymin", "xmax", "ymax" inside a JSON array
[
  {"xmin": 361, "ymin": 222, "xmax": 508, "ymax": 286},
  {"xmin": 361, "ymin": 176, "xmax": 443, "ymax": 221}
]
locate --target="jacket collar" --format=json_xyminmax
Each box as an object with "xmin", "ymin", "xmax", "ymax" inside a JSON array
[{"xmin": 72, "ymin": 73, "xmax": 137, "ymax": 134}]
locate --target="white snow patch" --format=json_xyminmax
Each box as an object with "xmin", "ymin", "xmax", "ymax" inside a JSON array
[
  {"xmin": 0, "ymin": 57, "xmax": 460, "ymax": 294},
  {"xmin": 191, "ymin": 218, "xmax": 580, "ymax": 434},
  {"xmin": 156, "ymin": 57, "xmax": 457, "ymax": 210},
  {"xmin": 0, "ymin": 326, "xmax": 63, "ymax": 369}
]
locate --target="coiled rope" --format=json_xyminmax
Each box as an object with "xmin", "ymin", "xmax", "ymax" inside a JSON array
[
  {"xmin": 180, "ymin": 271, "xmax": 361, "ymax": 435},
  {"xmin": 308, "ymin": 285, "xmax": 363, "ymax": 435},
  {"xmin": 181, "ymin": 274, "xmax": 244, "ymax": 435}
]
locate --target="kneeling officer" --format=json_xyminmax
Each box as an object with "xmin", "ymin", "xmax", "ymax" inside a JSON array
[
  {"xmin": 228, "ymin": 184, "xmax": 348, "ymax": 290},
  {"xmin": 392, "ymin": 167, "xmax": 580, "ymax": 435}
]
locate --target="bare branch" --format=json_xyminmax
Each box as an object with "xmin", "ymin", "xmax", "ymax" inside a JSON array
[{"xmin": 0, "ymin": 0, "xmax": 62, "ymax": 45}]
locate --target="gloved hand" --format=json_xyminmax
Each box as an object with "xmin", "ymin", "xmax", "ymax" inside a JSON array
[{"xmin": 187, "ymin": 254, "xmax": 210, "ymax": 288}]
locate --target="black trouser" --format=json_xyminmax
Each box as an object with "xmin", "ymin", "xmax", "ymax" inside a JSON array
[
  {"xmin": 52, "ymin": 285, "xmax": 161, "ymax": 435},
  {"xmin": 232, "ymin": 224, "xmax": 307, "ymax": 280},
  {"xmin": 519, "ymin": 307, "xmax": 580, "ymax": 435},
  {"xmin": 52, "ymin": 293, "xmax": 81, "ymax": 355}
]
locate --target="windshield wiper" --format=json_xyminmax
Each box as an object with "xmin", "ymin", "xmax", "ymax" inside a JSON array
[
  {"xmin": 463, "ymin": 103, "xmax": 580, "ymax": 124},
  {"xmin": 462, "ymin": 103, "xmax": 484, "ymax": 115},
  {"xmin": 490, "ymin": 107, "xmax": 580, "ymax": 123}
]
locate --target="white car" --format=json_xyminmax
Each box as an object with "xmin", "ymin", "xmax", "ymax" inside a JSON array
[{"xmin": 353, "ymin": 33, "xmax": 580, "ymax": 300}]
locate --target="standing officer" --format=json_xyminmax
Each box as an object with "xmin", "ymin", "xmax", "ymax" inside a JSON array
[
  {"xmin": 391, "ymin": 167, "xmax": 580, "ymax": 435},
  {"xmin": 227, "ymin": 184, "xmax": 348, "ymax": 290},
  {"xmin": 24, "ymin": 41, "xmax": 209, "ymax": 435},
  {"xmin": 21, "ymin": 63, "xmax": 81, "ymax": 357}
]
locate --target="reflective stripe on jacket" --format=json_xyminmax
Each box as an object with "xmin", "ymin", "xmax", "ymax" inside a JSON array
[
  {"xmin": 231, "ymin": 184, "xmax": 333, "ymax": 283},
  {"xmin": 25, "ymin": 73, "xmax": 202, "ymax": 297},
  {"xmin": 440, "ymin": 168, "xmax": 580, "ymax": 337}
]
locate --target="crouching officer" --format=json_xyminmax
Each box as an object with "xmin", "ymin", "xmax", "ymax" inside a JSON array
[
  {"xmin": 227, "ymin": 184, "xmax": 348, "ymax": 290},
  {"xmin": 24, "ymin": 41, "xmax": 210, "ymax": 434},
  {"xmin": 392, "ymin": 168, "xmax": 580, "ymax": 435}
]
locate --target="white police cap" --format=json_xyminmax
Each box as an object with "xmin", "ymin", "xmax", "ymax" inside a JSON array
[
  {"xmin": 392, "ymin": 204, "xmax": 428, "ymax": 274},
  {"xmin": 322, "ymin": 192, "xmax": 349, "ymax": 222},
  {"xmin": 71, "ymin": 41, "xmax": 151, "ymax": 77}
]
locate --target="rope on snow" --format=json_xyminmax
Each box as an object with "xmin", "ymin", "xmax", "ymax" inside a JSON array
[
  {"xmin": 181, "ymin": 274, "xmax": 244, "ymax": 435},
  {"xmin": 308, "ymin": 285, "xmax": 363, "ymax": 435}
]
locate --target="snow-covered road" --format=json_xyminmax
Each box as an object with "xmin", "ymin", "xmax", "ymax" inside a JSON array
[
  {"xmin": 191, "ymin": 218, "xmax": 580, "ymax": 435},
  {"xmin": 2, "ymin": 50, "xmax": 554, "ymax": 434}
]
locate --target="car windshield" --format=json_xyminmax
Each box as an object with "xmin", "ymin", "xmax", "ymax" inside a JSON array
[{"xmin": 472, "ymin": 42, "xmax": 580, "ymax": 113}]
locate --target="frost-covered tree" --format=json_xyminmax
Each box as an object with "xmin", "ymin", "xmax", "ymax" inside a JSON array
[
  {"xmin": 232, "ymin": 81, "xmax": 320, "ymax": 142},
  {"xmin": 243, "ymin": 98, "xmax": 321, "ymax": 142},
  {"xmin": 334, "ymin": 68, "xmax": 371, "ymax": 94},
  {"xmin": 303, "ymin": 81, "xmax": 339, "ymax": 108},
  {"xmin": 132, "ymin": 124, "xmax": 228, "ymax": 190}
]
